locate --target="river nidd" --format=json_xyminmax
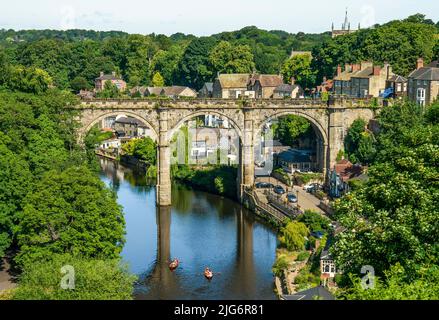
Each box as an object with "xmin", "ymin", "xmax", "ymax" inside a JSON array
[{"xmin": 99, "ymin": 158, "xmax": 278, "ymax": 300}]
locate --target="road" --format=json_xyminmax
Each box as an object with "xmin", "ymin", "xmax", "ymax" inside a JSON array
[{"xmin": 255, "ymin": 176, "xmax": 324, "ymax": 214}]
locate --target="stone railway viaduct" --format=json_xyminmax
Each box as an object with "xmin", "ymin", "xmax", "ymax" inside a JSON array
[{"xmin": 74, "ymin": 98, "xmax": 379, "ymax": 206}]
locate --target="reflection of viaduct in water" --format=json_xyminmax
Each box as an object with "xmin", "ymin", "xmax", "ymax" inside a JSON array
[
  {"xmin": 148, "ymin": 206, "xmax": 180, "ymax": 297},
  {"xmin": 231, "ymin": 209, "xmax": 256, "ymax": 295},
  {"xmin": 75, "ymin": 98, "xmax": 379, "ymax": 206},
  {"xmin": 148, "ymin": 204, "xmax": 258, "ymax": 297}
]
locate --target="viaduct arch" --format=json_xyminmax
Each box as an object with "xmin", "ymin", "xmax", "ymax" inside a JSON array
[{"xmin": 74, "ymin": 98, "xmax": 378, "ymax": 206}]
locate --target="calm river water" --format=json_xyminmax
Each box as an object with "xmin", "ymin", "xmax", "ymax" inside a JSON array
[{"xmin": 99, "ymin": 158, "xmax": 278, "ymax": 300}]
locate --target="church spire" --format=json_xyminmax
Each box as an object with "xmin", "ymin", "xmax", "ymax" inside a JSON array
[{"xmin": 342, "ymin": 7, "xmax": 349, "ymax": 30}]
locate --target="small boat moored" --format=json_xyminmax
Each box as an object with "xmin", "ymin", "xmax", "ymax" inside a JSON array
[
  {"xmin": 204, "ymin": 267, "xmax": 213, "ymax": 280},
  {"xmin": 169, "ymin": 259, "xmax": 179, "ymax": 271}
]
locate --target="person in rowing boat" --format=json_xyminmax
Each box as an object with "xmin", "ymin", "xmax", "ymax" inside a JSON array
[
  {"xmin": 204, "ymin": 267, "xmax": 213, "ymax": 280},
  {"xmin": 169, "ymin": 258, "xmax": 179, "ymax": 271}
]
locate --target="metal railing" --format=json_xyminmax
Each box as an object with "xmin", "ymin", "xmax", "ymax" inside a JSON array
[{"xmin": 244, "ymin": 189, "xmax": 287, "ymax": 222}]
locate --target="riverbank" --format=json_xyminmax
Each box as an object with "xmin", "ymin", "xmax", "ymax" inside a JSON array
[{"xmin": 0, "ymin": 257, "xmax": 16, "ymax": 299}]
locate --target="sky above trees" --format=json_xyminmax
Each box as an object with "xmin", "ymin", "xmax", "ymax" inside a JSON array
[{"xmin": 1, "ymin": 0, "xmax": 438, "ymax": 36}]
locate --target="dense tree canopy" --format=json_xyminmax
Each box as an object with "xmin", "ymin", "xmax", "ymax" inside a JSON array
[
  {"xmin": 273, "ymin": 115, "xmax": 315, "ymax": 148},
  {"xmin": 209, "ymin": 41, "xmax": 255, "ymax": 74},
  {"xmin": 281, "ymin": 54, "xmax": 316, "ymax": 89},
  {"xmin": 312, "ymin": 17, "xmax": 438, "ymax": 82},
  {"xmin": 344, "ymin": 118, "xmax": 376, "ymax": 165},
  {"xmin": 332, "ymin": 101, "xmax": 439, "ymax": 281}
]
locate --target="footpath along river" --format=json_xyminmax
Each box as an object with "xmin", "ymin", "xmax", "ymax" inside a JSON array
[{"xmin": 99, "ymin": 158, "xmax": 278, "ymax": 300}]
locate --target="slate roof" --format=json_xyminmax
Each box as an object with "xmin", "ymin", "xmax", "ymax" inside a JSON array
[
  {"xmin": 274, "ymin": 84, "xmax": 300, "ymax": 93},
  {"xmin": 408, "ymin": 65, "xmax": 439, "ymax": 81},
  {"xmin": 387, "ymin": 75, "xmax": 407, "ymax": 82},
  {"xmin": 281, "ymin": 286, "xmax": 335, "ymax": 300},
  {"xmin": 351, "ymin": 67, "xmax": 375, "ymax": 79},
  {"xmin": 217, "ymin": 74, "xmax": 251, "ymax": 88},
  {"xmin": 115, "ymin": 117, "xmax": 143, "ymax": 126},
  {"xmin": 203, "ymin": 82, "xmax": 213, "ymax": 92},
  {"xmin": 253, "ymin": 74, "xmax": 284, "ymax": 87},
  {"xmin": 277, "ymin": 149, "xmax": 314, "ymax": 163},
  {"xmin": 162, "ymin": 86, "xmax": 195, "ymax": 96},
  {"xmin": 146, "ymin": 87, "xmax": 165, "ymax": 95}
]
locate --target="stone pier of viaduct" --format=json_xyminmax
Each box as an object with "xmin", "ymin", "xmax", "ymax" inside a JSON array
[{"xmin": 73, "ymin": 98, "xmax": 379, "ymax": 206}]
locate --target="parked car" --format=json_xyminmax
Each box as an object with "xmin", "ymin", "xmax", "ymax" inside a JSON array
[
  {"xmin": 255, "ymin": 182, "xmax": 274, "ymax": 189},
  {"xmin": 273, "ymin": 185, "xmax": 286, "ymax": 195},
  {"xmin": 255, "ymin": 160, "xmax": 265, "ymax": 168},
  {"xmin": 287, "ymin": 193, "xmax": 298, "ymax": 203},
  {"xmin": 310, "ymin": 231, "xmax": 325, "ymax": 239},
  {"xmin": 303, "ymin": 184, "xmax": 314, "ymax": 192}
]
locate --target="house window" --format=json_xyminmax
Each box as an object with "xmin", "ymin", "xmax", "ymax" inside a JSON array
[
  {"xmin": 417, "ymin": 88, "xmax": 426, "ymax": 106},
  {"xmin": 396, "ymin": 83, "xmax": 402, "ymax": 92}
]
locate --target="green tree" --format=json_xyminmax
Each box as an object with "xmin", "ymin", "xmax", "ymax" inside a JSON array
[
  {"xmin": 70, "ymin": 76, "xmax": 90, "ymax": 93},
  {"xmin": 344, "ymin": 118, "xmax": 376, "ymax": 164},
  {"xmin": 13, "ymin": 254, "xmax": 136, "ymax": 300},
  {"xmin": 97, "ymin": 80, "xmax": 120, "ymax": 99},
  {"xmin": 279, "ymin": 221, "xmax": 309, "ymax": 251},
  {"xmin": 177, "ymin": 37, "xmax": 217, "ymax": 90},
  {"xmin": 281, "ymin": 53, "xmax": 316, "ymax": 89},
  {"xmin": 0, "ymin": 135, "xmax": 32, "ymax": 257},
  {"xmin": 340, "ymin": 264, "xmax": 439, "ymax": 300},
  {"xmin": 209, "ymin": 41, "xmax": 255, "ymax": 74},
  {"xmin": 149, "ymin": 45, "xmax": 185, "ymax": 85},
  {"xmin": 15, "ymin": 166, "xmax": 125, "ymax": 267},
  {"xmin": 152, "ymin": 71, "xmax": 164, "ymax": 87},
  {"xmin": 272, "ymin": 115, "xmax": 314, "ymax": 148}
]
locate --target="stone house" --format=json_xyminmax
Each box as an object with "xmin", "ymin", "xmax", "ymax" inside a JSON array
[
  {"xmin": 145, "ymin": 87, "xmax": 164, "ymax": 96},
  {"xmin": 273, "ymin": 83, "xmax": 303, "ymax": 99},
  {"xmin": 407, "ymin": 58, "xmax": 439, "ymax": 106},
  {"xmin": 144, "ymin": 86, "xmax": 197, "ymax": 98},
  {"xmin": 275, "ymin": 149, "xmax": 316, "ymax": 173},
  {"xmin": 350, "ymin": 63, "xmax": 394, "ymax": 98},
  {"xmin": 114, "ymin": 117, "xmax": 144, "ymax": 137},
  {"xmin": 333, "ymin": 63, "xmax": 362, "ymax": 95},
  {"xmin": 198, "ymin": 82, "xmax": 213, "ymax": 98},
  {"xmin": 249, "ymin": 74, "xmax": 284, "ymax": 99},
  {"xmin": 212, "ymin": 74, "xmax": 251, "ymax": 99},
  {"xmin": 95, "ymin": 72, "xmax": 127, "ymax": 92}
]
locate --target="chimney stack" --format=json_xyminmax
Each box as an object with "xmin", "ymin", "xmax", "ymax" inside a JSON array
[
  {"xmin": 373, "ymin": 65, "xmax": 381, "ymax": 76},
  {"xmin": 336, "ymin": 65, "xmax": 342, "ymax": 76},
  {"xmin": 100, "ymin": 71, "xmax": 104, "ymax": 77},
  {"xmin": 351, "ymin": 63, "xmax": 361, "ymax": 72},
  {"xmin": 416, "ymin": 58, "xmax": 424, "ymax": 69},
  {"xmin": 323, "ymin": 76, "xmax": 327, "ymax": 83},
  {"xmin": 291, "ymin": 77, "xmax": 296, "ymax": 85},
  {"xmin": 112, "ymin": 71, "xmax": 116, "ymax": 77}
]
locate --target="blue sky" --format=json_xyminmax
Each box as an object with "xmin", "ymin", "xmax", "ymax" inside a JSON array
[{"xmin": 1, "ymin": 0, "xmax": 438, "ymax": 35}]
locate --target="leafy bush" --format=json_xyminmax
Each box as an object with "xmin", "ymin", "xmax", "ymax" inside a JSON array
[
  {"xmin": 13, "ymin": 254, "xmax": 136, "ymax": 300},
  {"xmin": 296, "ymin": 251, "xmax": 310, "ymax": 262},
  {"xmin": 298, "ymin": 210, "xmax": 330, "ymax": 233},
  {"xmin": 272, "ymin": 255, "xmax": 289, "ymax": 277}
]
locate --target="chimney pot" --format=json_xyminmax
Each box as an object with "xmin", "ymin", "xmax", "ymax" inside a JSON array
[
  {"xmin": 416, "ymin": 58, "xmax": 424, "ymax": 69},
  {"xmin": 291, "ymin": 77, "xmax": 296, "ymax": 85}
]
